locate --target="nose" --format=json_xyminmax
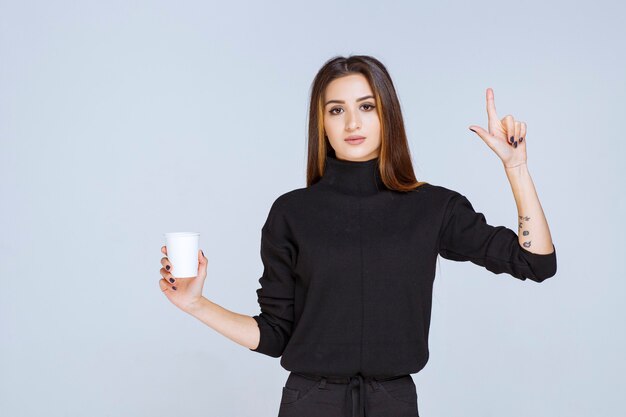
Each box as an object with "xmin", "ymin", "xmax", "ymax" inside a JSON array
[{"xmin": 345, "ymin": 110, "xmax": 361, "ymax": 131}]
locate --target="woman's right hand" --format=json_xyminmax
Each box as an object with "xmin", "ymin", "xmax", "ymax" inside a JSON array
[{"xmin": 158, "ymin": 246, "xmax": 208, "ymax": 313}]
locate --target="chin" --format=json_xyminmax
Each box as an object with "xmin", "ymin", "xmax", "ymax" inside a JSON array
[{"xmin": 338, "ymin": 147, "xmax": 379, "ymax": 160}]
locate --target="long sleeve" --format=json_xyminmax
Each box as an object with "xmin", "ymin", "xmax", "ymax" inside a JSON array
[
  {"xmin": 437, "ymin": 192, "xmax": 557, "ymax": 282},
  {"xmin": 249, "ymin": 199, "xmax": 297, "ymax": 358}
]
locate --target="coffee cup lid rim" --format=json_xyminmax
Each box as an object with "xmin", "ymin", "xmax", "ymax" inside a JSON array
[{"xmin": 164, "ymin": 232, "xmax": 200, "ymax": 236}]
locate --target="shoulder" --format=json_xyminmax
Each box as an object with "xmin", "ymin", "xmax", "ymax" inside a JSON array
[
  {"xmin": 268, "ymin": 186, "xmax": 308, "ymax": 211},
  {"xmin": 260, "ymin": 187, "xmax": 310, "ymax": 242},
  {"xmin": 262, "ymin": 186, "xmax": 309, "ymax": 226},
  {"xmin": 413, "ymin": 182, "xmax": 464, "ymax": 204}
]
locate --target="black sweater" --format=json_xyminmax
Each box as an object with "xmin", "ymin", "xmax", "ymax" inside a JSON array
[{"xmin": 249, "ymin": 154, "xmax": 557, "ymax": 377}]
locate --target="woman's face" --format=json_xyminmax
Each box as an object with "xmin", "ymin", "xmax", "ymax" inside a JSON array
[{"xmin": 323, "ymin": 73, "xmax": 381, "ymax": 162}]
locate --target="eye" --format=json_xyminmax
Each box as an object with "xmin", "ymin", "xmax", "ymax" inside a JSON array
[
  {"xmin": 328, "ymin": 103, "xmax": 376, "ymax": 115},
  {"xmin": 329, "ymin": 107, "xmax": 342, "ymax": 115}
]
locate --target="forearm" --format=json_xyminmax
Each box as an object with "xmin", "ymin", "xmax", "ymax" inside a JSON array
[
  {"xmin": 184, "ymin": 296, "xmax": 260, "ymax": 350},
  {"xmin": 504, "ymin": 163, "xmax": 555, "ymax": 254}
]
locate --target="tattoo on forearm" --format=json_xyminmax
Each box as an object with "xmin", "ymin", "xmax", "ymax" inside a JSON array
[{"xmin": 518, "ymin": 215, "xmax": 531, "ymax": 247}]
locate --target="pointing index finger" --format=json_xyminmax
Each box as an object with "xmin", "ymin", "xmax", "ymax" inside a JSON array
[{"xmin": 486, "ymin": 87, "xmax": 499, "ymax": 123}]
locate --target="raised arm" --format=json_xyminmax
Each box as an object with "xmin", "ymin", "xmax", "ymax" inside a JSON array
[
  {"xmin": 505, "ymin": 163, "xmax": 554, "ymax": 254},
  {"xmin": 438, "ymin": 87, "xmax": 557, "ymax": 281},
  {"xmin": 468, "ymin": 87, "xmax": 554, "ymax": 255}
]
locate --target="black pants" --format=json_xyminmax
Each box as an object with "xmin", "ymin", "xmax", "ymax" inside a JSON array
[{"xmin": 277, "ymin": 371, "xmax": 419, "ymax": 417}]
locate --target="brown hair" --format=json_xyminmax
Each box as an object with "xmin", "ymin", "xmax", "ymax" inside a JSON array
[{"xmin": 306, "ymin": 55, "xmax": 428, "ymax": 192}]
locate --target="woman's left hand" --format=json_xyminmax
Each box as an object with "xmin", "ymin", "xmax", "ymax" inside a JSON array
[{"xmin": 468, "ymin": 88, "xmax": 527, "ymax": 169}]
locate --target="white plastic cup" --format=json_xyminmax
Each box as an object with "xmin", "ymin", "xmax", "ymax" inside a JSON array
[{"xmin": 163, "ymin": 232, "xmax": 200, "ymax": 278}]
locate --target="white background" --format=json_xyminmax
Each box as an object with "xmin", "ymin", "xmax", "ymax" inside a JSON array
[{"xmin": 1, "ymin": 0, "xmax": 624, "ymax": 416}]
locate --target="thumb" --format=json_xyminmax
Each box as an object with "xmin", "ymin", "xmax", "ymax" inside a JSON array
[
  {"xmin": 468, "ymin": 125, "xmax": 494, "ymax": 145},
  {"xmin": 198, "ymin": 249, "xmax": 208, "ymax": 276}
]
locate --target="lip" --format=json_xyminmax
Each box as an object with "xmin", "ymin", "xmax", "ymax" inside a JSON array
[
  {"xmin": 345, "ymin": 135, "xmax": 366, "ymax": 140},
  {"xmin": 345, "ymin": 136, "xmax": 365, "ymax": 145}
]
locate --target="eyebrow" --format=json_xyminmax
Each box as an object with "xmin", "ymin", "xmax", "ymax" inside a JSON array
[{"xmin": 324, "ymin": 95, "xmax": 375, "ymax": 107}]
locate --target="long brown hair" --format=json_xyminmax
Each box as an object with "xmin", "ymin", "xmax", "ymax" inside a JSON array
[{"xmin": 306, "ymin": 55, "xmax": 428, "ymax": 192}]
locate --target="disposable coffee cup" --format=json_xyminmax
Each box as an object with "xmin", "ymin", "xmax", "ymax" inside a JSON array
[{"xmin": 163, "ymin": 232, "xmax": 200, "ymax": 278}]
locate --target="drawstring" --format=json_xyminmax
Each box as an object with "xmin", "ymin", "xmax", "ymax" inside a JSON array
[
  {"xmin": 349, "ymin": 374, "xmax": 366, "ymax": 417},
  {"xmin": 294, "ymin": 372, "xmax": 403, "ymax": 417}
]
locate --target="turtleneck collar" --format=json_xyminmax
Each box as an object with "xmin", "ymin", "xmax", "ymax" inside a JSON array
[{"xmin": 318, "ymin": 154, "xmax": 386, "ymax": 196}]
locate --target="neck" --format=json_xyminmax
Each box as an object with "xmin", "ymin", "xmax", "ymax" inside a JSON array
[{"xmin": 318, "ymin": 154, "xmax": 386, "ymax": 196}]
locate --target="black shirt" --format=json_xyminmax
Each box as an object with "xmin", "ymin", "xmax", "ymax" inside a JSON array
[{"xmin": 249, "ymin": 154, "xmax": 557, "ymax": 377}]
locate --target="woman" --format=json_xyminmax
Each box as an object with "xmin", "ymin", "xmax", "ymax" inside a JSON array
[{"xmin": 158, "ymin": 55, "xmax": 557, "ymax": 417}]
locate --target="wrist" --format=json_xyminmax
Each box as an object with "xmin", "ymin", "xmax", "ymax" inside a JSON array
[
  {"xmin": 504, "ymin": 161, "xmax": 529, "ymax": 177},
  {"xmin": 184, "ymin": 296, "xmax": 208, "ymax": 315}
]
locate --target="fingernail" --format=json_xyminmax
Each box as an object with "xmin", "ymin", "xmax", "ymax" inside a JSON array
[
  {"xmin": 201, "ymin": 250, "xmax": 204, "ymax": 257},
  {"xmin": 166, "ymin": 265, "xmax": 170, "ymax": 270},
  {"xmin": 469, "ymin": 128, "xmax": 475, "ymax": 133},
  {"xmin": 169, "ymin": 278, "xmax": 175, "ymax": 283},
  {"xmin": 520, "ymin": 137, "xmax": 524, "ymax": 142},
  {"xmin": 513, "ymin": 141, "xmax": 518, "ymax": 148},
  {"xmin": 172, "ymin": 286, "xmax": 177, "ymax": 290},
  {"xmin": 510, "ymin": 136, "xmax": 514, "ymax": 143}
]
